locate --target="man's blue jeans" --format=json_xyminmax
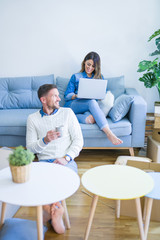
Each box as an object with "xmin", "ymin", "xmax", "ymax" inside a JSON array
[{"xmin": 39, "ymin": 159, "xmax": 78, "ymax": 173}]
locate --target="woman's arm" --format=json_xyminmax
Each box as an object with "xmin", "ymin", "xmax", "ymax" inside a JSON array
[{"xmin": 64, "ymin": 75, "xmax": 77, "ymax": 101}]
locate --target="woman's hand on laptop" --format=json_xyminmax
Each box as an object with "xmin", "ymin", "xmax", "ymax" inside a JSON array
[{"xmin": 71, "ymin": 94, "xmax": 77, "ymax": 100}]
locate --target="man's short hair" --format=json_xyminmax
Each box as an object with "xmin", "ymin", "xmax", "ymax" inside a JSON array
[{"xmin": 38, "ymin": 84, "xmax": 57, "ymax": 100}]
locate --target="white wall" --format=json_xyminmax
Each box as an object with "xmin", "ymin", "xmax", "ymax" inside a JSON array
[{"xmin": 0, "ymin": 0, "xmax": 159, "ymax": 112}]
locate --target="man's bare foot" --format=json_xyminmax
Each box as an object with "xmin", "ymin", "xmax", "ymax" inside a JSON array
[
  {"xmin": 107, "ymin": 132, "xmax": 123, "ymax": 145},
  {"xmin": 43, "ymin": 205, "xmax": 51, "ymax": 224},
  {"xmin": 85, "ymin": 114, "xmax": 95, "ymax": 124},
  {"xmin": 51, "ymin": 202, "xmax": 65, "ymax": 234}
]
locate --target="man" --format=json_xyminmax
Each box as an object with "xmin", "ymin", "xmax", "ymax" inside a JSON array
[{"xmin": 26, "ymin": 84, "xmax": 83, "ymax": 234}]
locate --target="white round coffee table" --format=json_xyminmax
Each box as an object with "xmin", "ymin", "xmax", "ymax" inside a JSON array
[
  {"xmin": 0, "ymin": 162, "xmax": 80, "ymax": 240},
  {"xmin": 81, "ymin": 164, "xmax": 154, "ymax": 240}
]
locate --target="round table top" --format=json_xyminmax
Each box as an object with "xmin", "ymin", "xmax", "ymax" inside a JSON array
[
  {"xmin": 145, "ymin": 172, "xmax": 160, "ymax": 200},
  {"xmin": 81, "ymin": 165, "xmax": 154, "ymax": 200},
  {"xmin": 0, "ymin": 162, "xmax": 80, "ymax": 206}
]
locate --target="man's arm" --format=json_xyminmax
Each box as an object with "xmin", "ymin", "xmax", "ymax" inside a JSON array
[
  {"xmin": 54, "ymin": 109, "xmax": 83, "ymax": 165},
  {"xmin": 26, "ymin": 115, "xmax": 47, "ymax": 153},
  {"xmin": 43, "ymin": 130, "xmax": 60, "ymax": 144},
  {"xmin": 26, "ymin": 115, "xmax": 59, "ymax": 153},
  {"xmin": 66, "ymin": 109, "xmax": 84, "ymax": 159}
]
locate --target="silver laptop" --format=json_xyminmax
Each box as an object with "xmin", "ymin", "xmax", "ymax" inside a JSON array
[{"xmin": 77, "ymin": 78, "xmax": 107, "ymax": 100}]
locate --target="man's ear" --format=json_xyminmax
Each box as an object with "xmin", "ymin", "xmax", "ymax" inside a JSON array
[{"xmin": 40, "ymin": 96, "xmax": 46, "ymax": 104}]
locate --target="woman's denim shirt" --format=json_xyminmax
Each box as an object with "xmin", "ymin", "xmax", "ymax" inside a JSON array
[{"xmin": 64, "ymin": 71, "xmax": 105, "ymax": 107}]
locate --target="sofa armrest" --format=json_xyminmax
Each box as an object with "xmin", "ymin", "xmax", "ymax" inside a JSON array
[{"xmin": 125, "ymin": 88, "xmax": 147, "ymax": 147}]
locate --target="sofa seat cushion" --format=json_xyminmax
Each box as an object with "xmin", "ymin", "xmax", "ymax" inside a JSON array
[
  {"xmin": 0, "ymin": 109, "xmax": 39, "ymax": 136},
  {"xmin": 81, "ymin": 117, "xmax": 132, "ymax": 138}
]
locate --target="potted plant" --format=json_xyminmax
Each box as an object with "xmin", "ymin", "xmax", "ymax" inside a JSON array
[
  {"xmin": 137, "ymin": 29, "xmax": 160, "ymax": 99},
  {"xmin": 9, "ymin": 146, "xmax": 35, "ymax": 183}
]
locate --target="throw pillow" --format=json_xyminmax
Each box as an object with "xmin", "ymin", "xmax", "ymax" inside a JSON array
[
  {"xmin": 0, "ymin": 218, "xmax": 47, "ymax": 240},
  {"xmin": 108, "ymin": 94, "xmax": 134, "ymax": 122},
  {"xmin": 98, "ymin": 91, "xmax": 114, "ymax": 117}
]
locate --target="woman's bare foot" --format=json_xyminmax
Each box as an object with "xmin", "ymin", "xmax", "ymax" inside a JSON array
[
  {"xmin": 43, "ymin": 205, "xmax": 51, "ymax": 224},
  {"xmin": 85, "ymin": 114, "xmax": 95, "ymax": 124},
  {"xmin": 106, "ymin": 131, "xmax": 123, "ymax": 145},
  {"xmin": 51, "ymin": 202, "xmax": 65, "ymax": 234},
  {"xmin": 103, "ymin": 126, "xmax": 123, "ymax": 145}
]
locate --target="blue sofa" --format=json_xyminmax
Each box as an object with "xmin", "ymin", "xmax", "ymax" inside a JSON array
[{"xmin": 0, "ymin": 74, "xmax": 147, "ymax": 156}]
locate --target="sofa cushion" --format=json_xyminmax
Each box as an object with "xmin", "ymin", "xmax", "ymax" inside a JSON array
[
  {"xmin": 0, "ymin": 75, "xmax": 54, "ymax": 109},
  {"xmin": 56, "ymin": 76, "xmax": 70, "ymax": 107},
  {"xmin": 98, "ymin": 91, "xmax": 114, "ymax": 116},
  {"xmin": 81, "ymin": 117, "xmax": 132, "ymax": 138},
  {"xmin": 0, "ymin": 109, "xmax": 38, "ymax": 136},
  {"xmin": 105, "ymin": 75, "xmax": 125, "ymax": 99},
  {"xmin": 109, "ymin": 94, "xmax": 134, "ymax": 122},
  {"xmin": 0, "ymin": 218, "xmax": 47, "ymax": 240}
]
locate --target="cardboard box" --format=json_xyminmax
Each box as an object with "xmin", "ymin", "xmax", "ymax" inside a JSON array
[
  {"xmin": 154, "ymin": 116, "xmax": 160, "ymax": 128},
  {"xmin": 147, "ymin": 135, "xmax": 160, "ymax": 162},
  {"xmin": 120, "ymin": 160, "xmax": 160, "ymax": 221},
  {"xmin": 152, "ymin": 128, "xmax": 160, "ymax": 142},
  {"xmin": 154, "ymin": 102, "xmax": 160, "ymax": 115}
]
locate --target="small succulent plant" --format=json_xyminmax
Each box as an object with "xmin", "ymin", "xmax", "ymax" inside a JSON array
[{"xmin": 9, "ymin": 146, "xmax": 35, "ymax": 166}]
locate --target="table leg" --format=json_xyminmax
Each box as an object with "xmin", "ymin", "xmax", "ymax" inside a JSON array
[
  {"xmin": 84, "ymin": 194, "xmax": 99, "ymax": 240},
  {"xmin": 116, "ymin": 200, "xmax": 121, "ymax": 218},
  {"xmin": 36, "ymin": 205, "xmax": 43, "ymax": 240},
  {"xmin": 61, "ymin": 199, "xmax": 71, "ymax": 229},
  {"xmin": 143, "ymin": 197, "xmax": 147, "ymax": 221},
  {"xmin": 0, "ymin": 202, "xmax": 7, "ymax": 227},
  {"xmin": 135, "ymin": 198, "xmax": 145, "ymax": 240},
  {"xmin": 144, "ymin": 197, "xmax": 153, "ymax": 240}
]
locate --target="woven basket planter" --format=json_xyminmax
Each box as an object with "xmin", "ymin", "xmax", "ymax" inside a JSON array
[{"xmin": 10, "ymin": 163, "xmax": 31, "ymax": 183}]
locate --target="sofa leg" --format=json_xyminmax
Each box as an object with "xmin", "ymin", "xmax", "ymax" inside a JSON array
[{"xmin": 129, "ymin": 148, "xmax": 134, "ymax": 156}]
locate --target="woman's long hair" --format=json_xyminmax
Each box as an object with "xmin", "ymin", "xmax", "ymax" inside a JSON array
[{"xmin": 80, "ymin": 52, "xmax": 102, "ymax": 79}]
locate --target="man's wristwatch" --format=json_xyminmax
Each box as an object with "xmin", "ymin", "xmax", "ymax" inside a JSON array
[{"xmin": 64, "ymin": 155, "xmax": 71, "ymax": 162}]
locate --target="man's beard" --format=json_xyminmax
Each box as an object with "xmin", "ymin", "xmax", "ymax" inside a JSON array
[{"xmin": 47, "ymin": 103, "xmax": 59, "ymax": 110}]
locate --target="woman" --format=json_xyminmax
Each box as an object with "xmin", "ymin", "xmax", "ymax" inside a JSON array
[{"xmin": 64, "ymin": 52, "xmax": 122, "ymax": 145}]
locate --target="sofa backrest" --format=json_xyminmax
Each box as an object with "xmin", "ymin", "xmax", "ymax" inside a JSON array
[
  {"xmin": 104, "ymin": 76, "xmax": 125, "ymax": 99},
  {"xmin": 56, "ymin": 76, "xmax": 70, "ymax": 107},
  {"xmin": 0, "ymin": 74, "xmax": 54, "ymax": 109},
  {"xmin": 0, "ymin": 74, "xmax": 125, "ymax": 108},
  {"xmin": 56, "ymin": 75, "xmax": 125, "ymax": 107}
]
